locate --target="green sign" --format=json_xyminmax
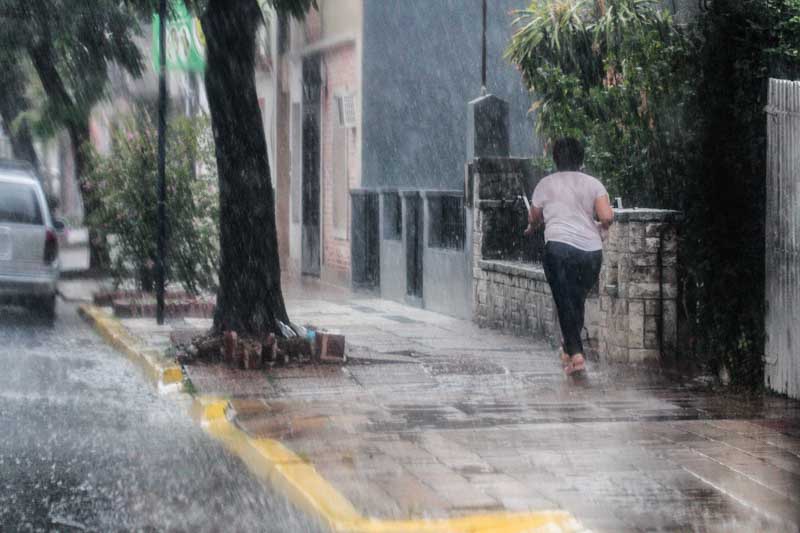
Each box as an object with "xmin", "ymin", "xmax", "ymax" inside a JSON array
[{"xmin": 152, "ymin": 1, "xmax": 206, "ymax": 72}]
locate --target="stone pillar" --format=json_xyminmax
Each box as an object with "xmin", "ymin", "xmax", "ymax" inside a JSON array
[
  {"xmin": 467, "ymin": 94, "xmax": 510, "ymax": 161},
  {"xmin": 598, "ymin": 209, "xmax": 681, "ymax": 364}
]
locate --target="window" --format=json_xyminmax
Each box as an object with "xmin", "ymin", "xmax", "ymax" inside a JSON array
[
  {"xmin": 382, "ymin": 192, "xmax": 402, "ymax": 240},
  {"xmin": 428, "ymin": 194, "xmax": 465, "ymax": 250},
  {"xmin": 335, "ymin": 94, "xmax": 357, "ymax": 129},
  {"xmin": 0, "ymin": 181, "xmax": 42, "ymax": 225}
]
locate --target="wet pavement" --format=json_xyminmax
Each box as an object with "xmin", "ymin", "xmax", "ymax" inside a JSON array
[
  {"xmin": 0, "ymin": 299, "xmax": 321, "ymax": 532},
  {"xmin": 149, "ymin": 280, "xmax": 800, "ymax": 533}
]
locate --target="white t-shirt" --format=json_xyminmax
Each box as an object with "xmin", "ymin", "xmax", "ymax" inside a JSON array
[{"xmin": 531, "ymin": 171, "xmax": 608, "ymax": 252}]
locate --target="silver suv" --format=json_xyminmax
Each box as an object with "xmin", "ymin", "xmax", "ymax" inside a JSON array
[{"xmin": 0, "ymin": 163, "xmax": 63, "ymax": 319}]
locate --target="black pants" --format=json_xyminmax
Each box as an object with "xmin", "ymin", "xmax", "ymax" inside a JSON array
[{"xmin": 543, "ymin": 241, "xmax": 602, "ymax": 356}]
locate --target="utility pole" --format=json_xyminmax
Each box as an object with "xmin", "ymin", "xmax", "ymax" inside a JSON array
[
  {"xmin": 481, "ymin": 0, "xmax": 487, "ymax": 95},
  {"xmin": 156, "ymin": 0, "xmax": 167, "ymax": 325}
]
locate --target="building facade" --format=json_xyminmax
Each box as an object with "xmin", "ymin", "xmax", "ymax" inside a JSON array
[
  {"xmin": 273, "ymin": 0, "xmax": 362, "ymax": 286},
  {"xmin": 273, "ymin": 0, "xmax": 537, "ymax": 318}
]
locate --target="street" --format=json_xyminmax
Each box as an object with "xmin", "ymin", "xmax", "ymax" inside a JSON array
[
  {"xmin": 0, "ymin": 0, "xmax": 798, "ymax": 530},
  {"xmin": 0, "ymin": 299, "xmax": 321, "ymax": 532}
]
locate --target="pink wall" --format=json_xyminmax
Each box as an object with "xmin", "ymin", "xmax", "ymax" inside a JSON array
[{"xmin": 319, "ymin": 43, "xmax": 358, "ymax": 280}]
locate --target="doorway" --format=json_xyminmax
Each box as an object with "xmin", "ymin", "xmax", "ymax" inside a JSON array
[{"xmin": 301, "ymin": 55, "xmax": 321, "ymax": 276}]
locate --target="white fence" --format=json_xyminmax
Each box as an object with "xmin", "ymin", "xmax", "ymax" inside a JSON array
[{"xmin": 765, "ymin": 78, "xmax": 800, "ymax": 399}]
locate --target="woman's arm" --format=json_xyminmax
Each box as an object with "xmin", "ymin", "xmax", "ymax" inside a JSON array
[
  {"xmin": 595, "ymin": 194, "xmax": 614, "ymax": 229},
  {"xmin": 524, "ymin": 205, "xmax": 543, "ymax": 236}
]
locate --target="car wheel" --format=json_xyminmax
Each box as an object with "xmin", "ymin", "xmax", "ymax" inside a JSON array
[{"xmin": 35, "ymin": 294, "xmax": 57, "ymax": 321}]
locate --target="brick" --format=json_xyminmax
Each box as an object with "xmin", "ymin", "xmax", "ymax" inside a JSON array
[
  {"xmin": 644, "ymin": 237, "xmax": 660, "ymax": 253},
  {"xmin": 315, "ymin": 332, "xmax": 346, "ymax": 363},
  {"xmin": 628, "ymin": 223, "xmax": 645, "ymax": 252},
  {"xmin": 628, "ymin": 348, "xmax": 660, "ymax": 363},
  {"xmin": 645, "ymin": 222, "xmax": 667, "ymax": 238},
  {"xmin": 607, "ymin": 346, "xmax": 629, "ymax": 363},
  {"xmin": 629, "ymin": 253, "xmax": 658, "ymax": 267},
  {"xmin": 662, "ymin": 233, "xmax": 678, "ymax": 253},
  {"xmin": 644, "ymin": 330, "xmax": 659, "ymax": 349},
  {"xmin": 626, "ymin": 282, "xmax": 678, "ymax": 299},
  {"xmin": 663, "ymin": 300, "xmax": 678, "ymax": 340}
]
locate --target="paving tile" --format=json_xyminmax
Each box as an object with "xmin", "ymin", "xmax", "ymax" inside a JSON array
[
  {"xmin": 752, "ymin": 449, "xmax": 800, "ymax": 474},
  {"xmin": 374, "ymin": 440, "xmax": 440, "ymax": 464},
  {"xmin": 681, "ymin": 457, "xmax": 800, "ymax": 526},
  {"xmin": 313, "ymin": 464, "xmax": 401, "ymax": 519},
  {"xmin": 373, "ymin": 472, "xmax": 452, "ymax": 518},
  {"xmin": 116, "ymin": 279, "xmax": 800, "ymax": 529},
  {"xmin": 422, "ymin": 477, "xmax": 500, "ymax": 511}
]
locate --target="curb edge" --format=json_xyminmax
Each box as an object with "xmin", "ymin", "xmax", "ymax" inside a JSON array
[
  {"xmin": 80, "ymin": 305, "xmax": 588, "ymax": 533},
  {"xmin": 78, "ymin": 304, "xmax": 183, "ymax": 388},
  {"xmin": 194, "ymin": 398, "xmax": 588, "ymax": 533}
]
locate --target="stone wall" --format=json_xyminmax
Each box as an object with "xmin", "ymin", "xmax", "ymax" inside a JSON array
[
  {"xmin": 598, "ymin": 209, "xmax": 680, "ymax": 363},
  {"xmin": 471, "ymin": 157, "xmax": 681, "ymax": 364}
]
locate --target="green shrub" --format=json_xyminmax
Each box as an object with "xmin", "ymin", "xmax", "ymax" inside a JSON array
[
  {"xmin": 506, "ymin": 0, "xmax": 699, "ymax": 208},
  {"xmin": 685, "ymin": 0, "xmax": 800, "ymax": 387},
  {"xmin": 86, "ymin": 108, "xmax": 219, "ymax": 294}
]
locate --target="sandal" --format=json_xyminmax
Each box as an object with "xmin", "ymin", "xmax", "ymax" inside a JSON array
[
  {"xmin": 559, "ymin": 347, "xmax": 570, "ymax": 369},
  {"xmin": 566, "ymin": 353, "xmax": 586, "ymax": 375}
]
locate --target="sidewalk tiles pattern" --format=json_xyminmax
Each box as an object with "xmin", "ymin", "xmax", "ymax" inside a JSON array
[{"xmin": 113, "ymin": 285, "xmax": 800, "ymax": 533}]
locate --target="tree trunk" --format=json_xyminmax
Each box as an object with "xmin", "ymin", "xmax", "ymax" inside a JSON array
[
  {"xmin": 67, "ymin": 121, "xmax": 108, "ymax": 269},
  {"xmin": 0, "ymin": 56, "xmax": 40, "ymax": 170},
  {"xmin": 201, "ymin": 0, "xmax": 290, "ymax": 336},
  {"xmin": 0, "ymin": 112, "xmax": 39, "ymax": 170},
  {"xmin": 2, "ymin": 117, "xmax": 40, "ymax": 171},
  {"xmin": 29, "ymin": 41, "xmax": 107, "ymax": 269}
]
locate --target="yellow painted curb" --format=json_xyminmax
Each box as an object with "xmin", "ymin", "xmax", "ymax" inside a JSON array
[
  {"xmin": 81, "ymin": 305, "xmax": 588, "ymax": 533},
  {"xmin": 195, "ymin": 398, "xmax": 589, "ymax": 533},
  {"xmin": 78, "ymin": 304, "xmax": 183, "ymax": 388}
]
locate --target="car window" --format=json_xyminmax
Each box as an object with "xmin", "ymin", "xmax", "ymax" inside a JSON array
[{"xmin": 0, "ymin": 182, "xmax": 43, "ymax": 225}]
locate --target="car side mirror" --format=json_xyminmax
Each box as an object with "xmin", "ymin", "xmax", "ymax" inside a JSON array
[
  {"xmin": 47, "ymin": 193, "xmax": 60, "ymax": 211},
  {"xmin": 52, "ymin": 219, "xmax": 66, "ymax": 233}
]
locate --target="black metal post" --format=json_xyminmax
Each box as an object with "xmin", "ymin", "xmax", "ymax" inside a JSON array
[
  {"xmin": 156, "ymin": 0, "xmax": 167, "ymax": 325},
  {"xmin": 481, "ymin": 0, "xmax": 487, "ymax": 94}
]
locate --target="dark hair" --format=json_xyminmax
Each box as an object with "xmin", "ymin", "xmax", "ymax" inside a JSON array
[{"xmin": 552, "ymin": 137, "xmax": 584, "ymax": 171}]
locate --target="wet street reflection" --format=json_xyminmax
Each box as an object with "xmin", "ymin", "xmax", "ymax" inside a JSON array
[{"xmin": 0, "ymin": 301, "xmax": 321, "ymax": 532}]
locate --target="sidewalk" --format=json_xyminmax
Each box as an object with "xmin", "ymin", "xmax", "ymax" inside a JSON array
[
  {"xmin": 110, "ymin": 280, "xmax": 800, "ymax": 532},
  {"xmin": 59, "ymin": 227, "xmax": 90, "ymax": 274}
]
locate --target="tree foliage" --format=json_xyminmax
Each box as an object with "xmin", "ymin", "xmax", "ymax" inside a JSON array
[
  {"xmin": 0, "ymin": 52, "xmax": 39, "ymax": 170},
  {"xmin": 0, "ymin": 1, "xmax": 143, "ymax": 138},
  {"xmin": 0, "ymin": 0, "xmax": 146, "ymax": 267},
  {"xmin": 506, "ymin": 0, "xmax": 697, "ymax": 206},
  {"xmin": 86, "ymin": 109, "xmax": 219, "ymax": 294},
  {"xmin": 686, "ymin": 0, "xmax": 800, "ymax": 386},
  {"xmin": 507, "ymin": 0, "xmax": 800, "ymax": 387}
]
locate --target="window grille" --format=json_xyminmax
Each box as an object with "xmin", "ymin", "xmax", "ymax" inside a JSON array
[
  {"xmin": 335, "ymin": 94, "xmax": 357, "ymax": 129},
  {"xmin": 428, "ymin": 195, "xmax": 465, "ymax": 250}
]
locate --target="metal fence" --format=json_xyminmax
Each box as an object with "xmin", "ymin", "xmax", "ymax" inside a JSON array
[
  {"xmin": 765, "ymin": 78, "xmax": 800, "ymax": 399},
  {"xmin": 428, "ymin": 194, "xmax": 465, "ymax": 250}
]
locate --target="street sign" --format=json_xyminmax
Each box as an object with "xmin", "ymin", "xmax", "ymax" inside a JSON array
[{"xmin": 152, "ymin": 1, "xmax": 205, "ymax": 72}]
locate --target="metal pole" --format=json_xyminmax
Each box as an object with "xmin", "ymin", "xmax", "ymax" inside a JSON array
[
  {"xmin": 481, "ymin": 0, "xmax": 487, "ymax": 94},
  {"xmin": 156, "ymin": 0, "xmax": 167, "ymax": 325}
]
